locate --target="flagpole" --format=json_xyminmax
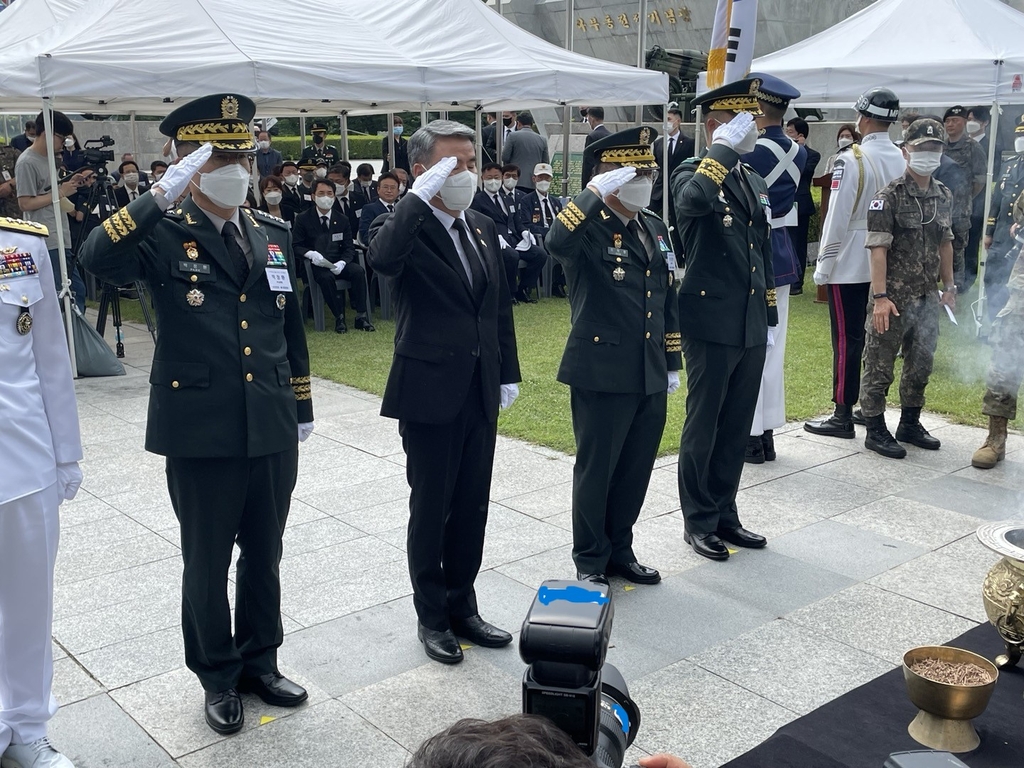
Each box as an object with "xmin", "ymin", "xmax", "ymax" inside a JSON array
[{"xmin": 636, "ymin": 0, "xmax": 649, "ymax": 127}]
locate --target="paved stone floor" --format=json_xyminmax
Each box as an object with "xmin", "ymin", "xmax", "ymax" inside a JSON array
[{"xmin": 50, "ymin": 319, "xmax": 1024, "ymax": 767}]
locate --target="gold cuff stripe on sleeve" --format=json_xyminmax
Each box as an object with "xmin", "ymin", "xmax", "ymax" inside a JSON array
[
  {"xmin": 294, "ymin": 391, "xmax": 312, "ymax": 401},
  {"xmin": 289, "ymin": 376, "xmax": 311, "ymax": 385},
  {"xmin": 666, "ymin": 344, "xmax": 682, "ymax": 353},
  {"xmin": 102, "ymin": 219, "xmax": 121, "ymax": 243},
  {"xmin": 766, "ymin": 287, "xmax": 778, "ymax": 307},
  {"xmin": 696, "ymin": 157, "xmax": 728, "ymax": 185}
]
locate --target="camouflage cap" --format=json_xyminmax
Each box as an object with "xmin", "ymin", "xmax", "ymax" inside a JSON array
[{"xmin": 905, "ymin": 118, "xmax": 946, "ymax": 147}]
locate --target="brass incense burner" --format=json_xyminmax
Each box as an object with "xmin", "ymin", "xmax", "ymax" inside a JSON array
[{"xmin": 977, "ymin": 521, "xmax": 1024, "ymax": 669}]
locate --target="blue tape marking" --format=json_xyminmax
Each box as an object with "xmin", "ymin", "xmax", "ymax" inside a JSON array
[
  {"xmin": 537, "ymin": 585, "xmax": 609, "ymax": 606},
  {"xmin": 611, "ymin": 702, "xmax": 629, "ymax": 734}
]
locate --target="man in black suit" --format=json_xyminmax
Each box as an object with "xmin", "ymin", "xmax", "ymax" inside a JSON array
[
  {"xmin": 785, "ymin": 117, "xmax": 821, "ymax": 294},
  {"xmin": 293, "ymin": 178, "xmax": 374, "ymax": 333},
  {"xmin": 355, "ymin": 163, "xmax": 378, "ymax": 203},
  {"xmin": 327, "ymin": 163, "xmax": 366, "ymax": 235},
  {"xmin": 670, "ymin": 79, "xmax": 777, "ymax": 562},
  {"xmin": 359, "ymin": 172, "xmax": 400, "ymax": 244},
  {"xmin": 516, "ymin": 163, "xmax": 564, "ymax": 296},
  {"xmin": 581, "ymin": 106, "xmax": 611, "ymax": 187},
  {"xmin": 368, "ymin": 120, "xmax": 521, "ymax": 666},
  {"xmin": 113, "ymin": 159, "xmax": 147, "ymax": 208},
  {"xmin": 652, "ymin": 104, "xmax": 695, "ymax": 255},
  {"xmin": 382, "ymin": 116, "xmax": 411, "ymax": 175}
]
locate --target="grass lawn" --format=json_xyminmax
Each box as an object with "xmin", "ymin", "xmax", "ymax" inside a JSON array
[{"xmin": 103, "ymin": 278, "xmax": 1018, "ymax": 456}]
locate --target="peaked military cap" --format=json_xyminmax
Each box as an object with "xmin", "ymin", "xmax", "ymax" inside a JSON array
[
  {"xmin": 748, "ymin": 72, "xmax": 800, "ymax": 108},
  {"xmin": 905, "ymin": 118, "xmax": 946, "ymax": 146},
  {"xmin": 297, "ymin": 156, "xmax": 320, "ymax": 170},
  {"xmin": 694, "ymin": 77, "xmax": 762, "ymax": 115},
  {"xmin": 310, "ymin": 121, "xmax": 329, "ymax": 133},
  {"xmin": 1016, "ymin": 114, "xmax": 1024, "ymax": 135},
  {"xmin": 944, "ymin": 105, "xmax": 966, "ymax": 121},
  {"xmin": 585, "ymin": 126, "xmax": 660, "ymax": 169},
  {"xmin": 159, "ymin": 93, "xmax": 256, "ymax": 152}
]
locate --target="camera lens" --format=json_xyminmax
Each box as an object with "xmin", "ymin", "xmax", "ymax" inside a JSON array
[{"xmin": 592, "ymin": 664, "xmax": 640, "ymax": 768}]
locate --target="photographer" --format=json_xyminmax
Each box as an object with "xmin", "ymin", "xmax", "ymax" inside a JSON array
[
  {"xmin": 15, "ymin": 110, "xmax": 87, "ymax": 312},
  {"xmin": 408, "ymin": 715, "xmax": 692, "ymax": 768}
]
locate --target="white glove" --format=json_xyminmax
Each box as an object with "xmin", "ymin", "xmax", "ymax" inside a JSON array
[
  {"xmin": 298, "ymin": 422, "xmax": 315, "ymax": 442},
  {"xmin": 667, "ymin": 371, "xmax": 680, "ymax": 395},
  {"xmin": 498, "ymin": 234, "xmax": 510, "ymax": 250},
  {"xmin": 522, "ymin": 231, "xmax": 536, "ymax": 247},
  {"xmin": 712, "ymin": 112, "xmax": 758, "ymax": 154},
  {"xmin": 153, "ymin": 142, "xmax": 213, "ymax": 202},
  {"xmin": 767, "ymin": 328, "xmax": 776, "ymax": 350},
  {"xmin": 410, "ymin": 156, "xmax": 458, "ymax": 202},
  {"xmin": 588, "ymin": 166, "xmax": 636, "ymax": 198},
  {"xmin": 56, "ymin": 462, "xmax": 83, "ymax": 502},
  {"xmin": 515, "ymin": 236, "xmax": 532, "ymax": 252},
  {"xmin": 309, "ymin": 251, "xmax": 330, "ymax": 268},
  {"xmin": 330, "ymin": 260, "xmax": 347, "ymax": 275},
  {"xmin": 303, "ymin": 249, "xmax": 322, "ymax": 261},
  {"xmin": 812, "ymin": 269, "xmax": 829, "ymax": 286},
  {"xmin": 500, "ymin": 383, "xmax": 520, "ymax": 410}
]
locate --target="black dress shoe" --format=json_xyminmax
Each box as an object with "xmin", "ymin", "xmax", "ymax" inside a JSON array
[
  {"xmin": 204, "ymin": 689, "xmax": 243, "ymax": 734},
  {"xmin": 551, "ymin": 286, "xmax": 567, "ymax": 298},
  {"xmin": 761, "ymin": 430, "xmax": 776, "ymax": 461},
  {"xmin": 417, "ymin": 623, "xmax": 464, "ymax": 664},
  {"xmin": 237, "ymin": 673, "xmax": 308, "ymax": 707},
  {"xmin": 804, "ymin": 409, "xmax": 855, "ymax": 438},
  {"xmin": 576, "ymin": 571, "xmax": 609, "ymax": 586},
  {"xmin": 515, "ymin": 290, "xmax": 538, "ymax": 304},
  {"xmin": 684, "ymin": 531, "xmax": 729, "ymax": 561},
  {"xmin": 354, "ymin": 315, "xmax": 376, "ymax": 332},
  {"xmin": 718, "ymin": 526, "xmax": 767, "ymax": 549},
  {"xmin": 744, "ymin": 435, "xmax": 765, "ymax": 464},
  {"xmin": 451, "ymin": 615, "xmax": 513, "ymax": 648},
  {"xmin": 607, "ymin": 560, "xmax": 661, "ymax": 584},
  {"xmin": 334, "ymin": 316, "xmax": 347, "ymax": 334}
]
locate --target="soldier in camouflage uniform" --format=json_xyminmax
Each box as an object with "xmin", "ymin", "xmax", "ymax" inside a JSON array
[
  {"xmin": 0, "ymin": 142, "xmax": 22, "ymax": 218},
  {"xmin": 861, "ymin": 118, "xmax": 957, "ymax": 459},
  {"xmin": 972, "ymin": 187, "xmax": 1024, "ymax": 468},
  {"xmin": 943, "ymin": 106, "xmax": 988, "ymax": 288}
]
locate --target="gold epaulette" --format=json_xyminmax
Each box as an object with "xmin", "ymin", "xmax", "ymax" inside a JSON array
[
  {"xmin": 250, "ymin": 208, "xmax": 289, "ymax": 228},
  {"xmin": 0, "ymin": 216, "xmax": 49, "ymax": 237},
  {"xmin": 695, "ymin": 157, "xmax": 728, "ymax": 185},
  {"xmin": 766, "ymin": 287, "xmax": 777, "ymax": 307},
  {"xmin": 101, "ymin": 208, "xmax": 137, "ymax": 244},
  {"xmin": 665, "ymin": 332, "xmax": 682, "ymax": 353},
  {"xmin": 556, "ymin": 201, "xmax": 587, "ymax": 232},
  {"xmin": 290, "ymin": 375, "xmax": 311, "ymax": 401}
]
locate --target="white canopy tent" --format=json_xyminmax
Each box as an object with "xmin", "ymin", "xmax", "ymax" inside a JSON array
[{"xmin": 744, "ymin": 0, "xmax": 1024, "ymax": 333}]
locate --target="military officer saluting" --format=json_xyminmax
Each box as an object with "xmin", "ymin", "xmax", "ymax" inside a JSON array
[
  {"xmin": 546, "ymin": 127, "xmax": 682, "ymax": 586},
  {"xmin": 79, "ymin": 94, "xmax": 314, "ymax": 736},
  {"xmin": 299, "ymin": 120, "xmax": 340, "ymax": 167},
  {"xmin": 670, "ymin": 78, "xmax": 777, "ymax": 561},
  {"xmin": 983, "ymin": 115, "xmax": 1024, "ymax": 317}
]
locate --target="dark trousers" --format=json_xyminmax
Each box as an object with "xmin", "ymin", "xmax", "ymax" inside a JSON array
[
  {"xmin": 310, "ymin": 261, "xmax": 368, "ymax": 317},
  {"xmin": 678, "ymin": 337, "xmax": 765, "ymax": 535},
  {"xmin": 965, "ymin": 212, "xmax": 985, "ymax": 288},
  {"xmin": 165, "ymin": 448, "xmax": 298, "ymax": 692},
  {"xmin": 399, "ymin": 371, "xmax": 497, "ymax": 631},
  {"xmin": 828, "ymin": 282, "xmax": 870, "ymax": 406},
  {"xmin": 516, "ymin": 245, "xmax": 547, "ymax": 295},
  {"xmin": 790, "ymin": 214, "xmax": 812, "ymax": 288},
  {"xmin": 569, "ymin": 388, "xmax": 667, "ymax": 574},
  {"xmin": 501, "ymin": 248, "xmax": 519, "ymax": 299}
]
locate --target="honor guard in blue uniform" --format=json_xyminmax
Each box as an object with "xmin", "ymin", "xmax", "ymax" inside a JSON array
[
  {"xmin": 984, "ymin": 115, "xmax": 1024, "ymax": 316},
  {"xmin": 546, "ymin": 127, "xmax": 682, "ymax": 585},
  {"xmin": 741, "ymin": 74, "xmax": 806, "ymax": 463},
  {"xmin": 79, "ymin": 94, "xmax": 314, "ymax": 736},
  {"xmin": 671, "ymin": 78, "xmax": 777, "ymax": 561}
]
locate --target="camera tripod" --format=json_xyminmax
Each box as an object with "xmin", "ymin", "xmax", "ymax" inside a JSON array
[{"xmin": 73, "ymin": 171, "xmax": 157, "ymax": 358}]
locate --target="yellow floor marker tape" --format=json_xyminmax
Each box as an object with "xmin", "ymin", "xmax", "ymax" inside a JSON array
[
  {"xmin": 459, "ymin": 643, "xmax": 474, "ymax": 651},
  {"xmin": 623, "ymin": 585, "xmax": 636, "ymax": 592},
  {"xmin": 260, "ymin": 716, "xmax": 276, "ymax": 726}
]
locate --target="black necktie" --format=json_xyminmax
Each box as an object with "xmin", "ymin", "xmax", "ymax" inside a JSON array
[
  {"xmin": 628, "ymin": 219, "xmax": 650, "ymax": 262},
  {"xmin": 668, "ymin": 137, "xmax": 675, "ymax": 157},
  {"xmin": 386, "ymin": 204, "xmax": 394, "ymax": 213},
  {"xmin": 222, "ymin": 221, "xmax": 249, "ymax": 283},
  {"xmin": 339, "ymin": 198, "xmax": 347, "ymax": 216},
  {"xmin": 542, "ymin": 198, "xmax": 553, "ymax": 227},
  {"xmin": 452, "ymin": 219, "xmax": 486, "ymax": 304},
  {"xmin": 321, "ymin": 215, "xmax": 330, "ymax": 232}
]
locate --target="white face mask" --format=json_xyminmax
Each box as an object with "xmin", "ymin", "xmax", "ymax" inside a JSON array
[
  {"xmin": 283, "ymin": 173, "xmax": 299, "ymax": 186},
  {"xmin": 335, "ymin": 182, "xmax": 349, "ymax": 196},
  {"xmin": 502, "ymin": 177, "xmax": 517, "ymax": 191},
  {"xmin": 315, "ymin": 195, "xmax": 335, "ymax": 211},
  {"xmin": 535, "ymin": 180, "xmax": 552, "ymax": 193},
  {"xmin": 616, "ymin": 176, "xmax": 653, "ymax": 213},
  {"xmin": 907, "ymin": 150, "xmax": 943, "ymax": 175},
  {"xmin": 263, "ymin": 190, "xmax": 283, "ymax": 206},
  {"xmin": 398, "ymin": 183, "xmax": 407, "ymax": 195},
  {"xmin": 966, "ymin": 120, "xmax": 982, "ymax": 135},
  {"xmin": 439, "ymin": 169, "xmax": 477, "ymax": 211},
  {"xmin": 1015, "ymin": 136, "xmax": 1024, "ymax": 154},
  {"xmin": 314, "ymin": 167, "xmax": 327, "ymax": 179},
  {"xmin": 64, "ymin": 137, "xmax": 75, "ymax": 150},
  {"xmin": 196, "ymin": 163, "xmax": 251, "ymax": 208},
  {"xmin": 838, "ymin": 137, "xmax": 854, "ymax": 149},
  {"xmin": 122, "ymin": 173, "xmax": 139, "ymax": 186},
  {"xmin": 153, "ymin": 171, "xmax": 165, "ymax": 181},
  {"xmin": 258, "ymin": 140, "xmax": 271, "ymax": 151},
  {"xmin": 483, "ymin": 178, "xmax": 502, "ymax": 193}
]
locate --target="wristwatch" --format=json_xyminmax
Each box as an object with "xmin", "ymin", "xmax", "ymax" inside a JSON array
[
  {"xmin": 942, "ymin": 285, "xmax": 958, "ymax": 294},
  {"xmin": 872, "ymin": 292, "xmax": 888, "ymax": 299}
]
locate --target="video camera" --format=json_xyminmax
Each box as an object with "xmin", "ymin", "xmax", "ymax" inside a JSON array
[
  {"xmin": 81, "ymin": 135, "xmax": 116, "ymax": 173},
  {"xmin": 520, "ymin": 580, "xmax": 641, "ymax": 768}
]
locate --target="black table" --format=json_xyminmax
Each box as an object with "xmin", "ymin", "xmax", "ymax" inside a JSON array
[{"xmin": 721, "ymin": 624, "xmax": 1023, "ymax": 768}]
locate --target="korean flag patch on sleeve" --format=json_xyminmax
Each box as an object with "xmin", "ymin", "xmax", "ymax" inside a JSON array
[
  {"xmin": 830, "ymin": 163, "xmax": 845, "ymax": 190},
  {"xmin": 869, "ymin": 199, "xmax": 885, "ymax": 211}
]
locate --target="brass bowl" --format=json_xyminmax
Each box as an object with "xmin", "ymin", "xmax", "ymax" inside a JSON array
[{"xmin": 902, "ymin": 645, "xmax": 998, "ymax": 753}]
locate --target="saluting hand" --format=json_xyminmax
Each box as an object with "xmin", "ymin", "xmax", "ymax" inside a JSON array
[
  {"xmin": 154, "ymin": 142, "xmax": 214, "ymax": 202},
  {"xmin": 410, "ymin": 156, "xmax": 458, "ymax": 203},
  {"xmin": 712, "ymin": 111, "xmax": 757, "ymax": 154},
  {"xmin": 872, "ymin": 296, "xmax": 899, "ymax": 334},
  {"xmin": 588, "ymin": 166, "xmax": 636, "ymax": 199}
]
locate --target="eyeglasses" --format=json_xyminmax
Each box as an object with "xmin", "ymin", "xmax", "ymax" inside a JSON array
[{"xmin": 633, "ymin": 168, "xmax": 660, "ymax": 182}]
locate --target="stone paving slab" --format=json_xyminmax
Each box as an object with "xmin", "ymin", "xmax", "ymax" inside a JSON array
[{"xmin": 44, "ymin": 318, "xmax": 1016, "ymax": 767}]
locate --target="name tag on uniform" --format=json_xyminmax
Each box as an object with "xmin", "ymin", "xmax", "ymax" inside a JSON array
[
  {"xmin": 1, "ymin": 170, "xmax": 10, "ymax": 182},
  {"xmin": 666, "ymin": 251, "xmax": 677, "ymax": 272},
  {"xmin": 178, "ymin": 261, "xmax": 211, "ymax": 274},
  {"xmin": 607, "ymin": 247, "xmax": 628, "ymax": 258},
  {"xmin": 266, "ymin": 267, "xmax": 293, "ymax": 292},
  {"xmin": 355, "ymin": 209, "xmax": 362, "ymax": 218},
  {"xmin": 332, "ymin": 232, "xmax": 345, "ymax": 242},
  {"xmin": 302, "ymin": 194, "xmax": 311, "ymax": 202}
]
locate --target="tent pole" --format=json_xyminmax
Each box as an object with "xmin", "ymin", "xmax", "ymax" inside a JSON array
[
  {"xmin": 662, "ymin": 103, "xmax": 669, "ymax": 223},
  {"xmin": 42, "ymin": 99, "xmax": 78, "ymax": 378},
  {"xmin": 130, "ymin": 110, "xmax": 138, "ymax": 160},
  {"xmin": 565, "ymin": 0, "xmax": 574, "ymax": 52},
  {"xmin": 299, "ymin": 116, "xmax": 307, "ymax": 151},
  {"xmin": 475, "ymin": 106, "xmax": 483, "ymax": 178},
  {"xmin": 420, "ymin": 105, "xmax": 427, "ymax": 129},
  {"xmin": 694, "ymin": 105, "xmax": 704, "ymax": 155},
  {"xmin": 560, "ymin": 102, "xmax": 571, "ymax": 198},
  {"xmin": 636, "ymin": 0, "xmax": 649, "ymax": 127},
  {"xmin": 976, "ymin": 95, "xmax": 1002, "ymax": 338},
  {"xmin": 339, "ymin": 111, "xmax": 349, "ymax": 163},
  {"xmin": 387, "ymin": 112, "xmax": 396, "ymax": 175}
]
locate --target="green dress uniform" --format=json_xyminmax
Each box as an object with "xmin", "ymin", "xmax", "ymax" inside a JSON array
[
  {"xmin": 670, "ymin": 83, "xmax": 778, "ymax": 539},
  {"xmin": 79, "ymin": 94, "xmax": 313, "ymax": 696},
  {"xmin": 545, "ymin": 127, "xmax": 681, "ymax": 579}
]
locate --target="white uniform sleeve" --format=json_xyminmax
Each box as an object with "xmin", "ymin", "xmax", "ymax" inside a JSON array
[
  {"xmin": 32, "ymin": 239, "xmax": 83, "ymax": 465},
  {"xmin": 814, "ymin": 155, "xmax": 860, "ymax": 283}
]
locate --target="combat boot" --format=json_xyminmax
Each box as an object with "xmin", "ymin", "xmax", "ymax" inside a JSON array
[
  {"xmin": 971, "ymin": 416, "xmax": 1008, "ymax": 469},
  {"xmin": 895, "ymin": 407, "xmax": 941, "ymax": 450},
  {"xmin": 804, "ymin": 404, "xmax": 855, "ymax": 438},
  {"xmin": 864, "ymin": 414, "xmax": 907, "ymax": 459},
  {"xmin": 851, "ymin": 408, "xmax": 867, "ymax": 426},
  {"xmin": 744, "ymin": 435, "xmax": 765, "ymax": 464},
  {"xmin": 761, "ymin": 430, "xmax": 776, "ymax": 461}
]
